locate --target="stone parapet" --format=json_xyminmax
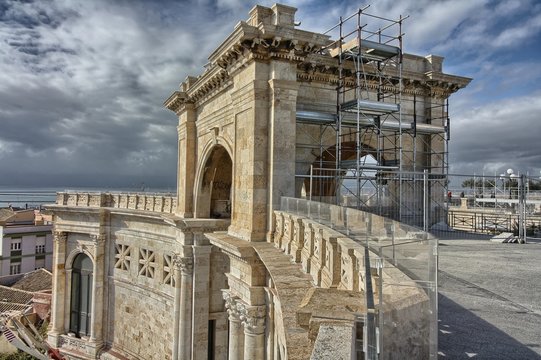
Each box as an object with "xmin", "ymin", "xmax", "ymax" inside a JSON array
[{"xmin": 55, "ymin": 192, "xmax": 177, "ymax": 214}]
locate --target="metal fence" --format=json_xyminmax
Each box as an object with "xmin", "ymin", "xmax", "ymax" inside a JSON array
[{"xmin": 304, "ymin": 169, "xmax": 541, "ymax": 243}]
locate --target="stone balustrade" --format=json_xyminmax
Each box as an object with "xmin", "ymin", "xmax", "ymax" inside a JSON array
[
  {"xmin": 274, "ymin": 207, "xmax": 430, "ymax": 292},
  {"xmin": 55, "ymin": 192, "xmax": 177, "ymax": 214},
  {"xmin": 274, "ymin": 200, "xmax": 436, "ymax": 359}
]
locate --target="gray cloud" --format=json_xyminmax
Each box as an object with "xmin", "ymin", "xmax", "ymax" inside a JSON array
[{"xmin": 0, "ymin": 0, "xmax": 540, "ymax": 188}]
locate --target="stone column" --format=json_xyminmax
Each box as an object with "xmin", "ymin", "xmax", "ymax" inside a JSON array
[
  {"xmin": 172, "ymin": 254, "xmax": 183, "ymax": 360},
  {"xmin": 223, "ymin": 291, "xmax": 244, "ymax": 360},
  {"xmin": 178, "ymin": 256, "xmax": 194, "ymax": 360},
  {"xmin": 176, "ymin": 102, "xmax": 197, "ymax": 218},
  {"xmin": 240, "ymin": 304, "xmax": 266, "ymax": 360},
  {"xmin": 50, "ymin": 231, "xmax": 67, "ymax": 336}
]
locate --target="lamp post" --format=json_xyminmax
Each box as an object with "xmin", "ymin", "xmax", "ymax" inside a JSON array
[
  {"xmin": 499, "ymin": 174, "xmax": 506, "ymax": 197},
  {"xmin": 507, "ymin": 168, "xmax": 514, "ymax": 199}
]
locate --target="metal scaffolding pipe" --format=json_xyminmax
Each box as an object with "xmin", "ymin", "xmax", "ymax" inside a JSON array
[{"xmin": 296, "ymin": 110, "xmax": 445, "ymax": 134}]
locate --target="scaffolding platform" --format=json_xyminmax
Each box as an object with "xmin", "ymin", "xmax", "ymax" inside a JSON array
[
  {"xmin": 296, "ymin": 110, "xmax": 446, "ymax": 134},
  {"xmin": 330, "ymin": 38, "xmax": 400, "ymax": 61},
  {"xmin": 341, "ymin": 99, "xmax": 399, "ymax": 115}
]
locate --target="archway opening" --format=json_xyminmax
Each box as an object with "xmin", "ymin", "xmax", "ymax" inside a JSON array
[
  {"xmin": 69, "ymin": 253, "xmax": 93, "ymax": 338},
  {"xmin": 196, "ymin": 145, "xmax": 233, "ymax": 219},
  {"xmin": 304, "ymin": 141, "xmax": 383, "ymax": 199}
]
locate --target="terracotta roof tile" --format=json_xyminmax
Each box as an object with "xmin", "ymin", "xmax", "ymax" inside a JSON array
[
  {"xmin": 11, "ymin": 269, "xmax": 52, "ymax": 292},
  {"xmin": 0, "ymin": 286, "xmax": 33, "ymax": 306}
]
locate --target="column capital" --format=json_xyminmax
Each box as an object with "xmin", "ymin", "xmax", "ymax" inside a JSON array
[
  {"xmin": 173, "ymin": 255, "xmax": 193, "ymax": 275},
  {"xmin": 239, "ymin": 304, "xmax": 266, "ymax": 335},
  {"xmin": 53, "ymin": 231, "xmax": 67, "ymax": 243},
  {"xmin": 222, "ymin": 291, "xmax": 242, "ymax": 321}
]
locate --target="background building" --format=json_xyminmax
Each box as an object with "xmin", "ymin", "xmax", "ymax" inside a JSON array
[{"xmin": 0, "ymin": 209, "xmax": 53, "ymax": 277}]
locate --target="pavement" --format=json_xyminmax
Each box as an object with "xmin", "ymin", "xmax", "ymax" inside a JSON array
[{"xmin": 438, "ymin": 233, "xmax": 541, "ymax": 359}]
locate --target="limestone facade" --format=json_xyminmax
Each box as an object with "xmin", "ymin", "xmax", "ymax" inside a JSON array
[{"xmin": 47, "ymin": 3, "xmax": 468, "ymax": 359}]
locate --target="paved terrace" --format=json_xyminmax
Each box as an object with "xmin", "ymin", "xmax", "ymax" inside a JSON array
[{"xmin": 438, "ymin": 233, "xmax": 541, "ymax": 359}]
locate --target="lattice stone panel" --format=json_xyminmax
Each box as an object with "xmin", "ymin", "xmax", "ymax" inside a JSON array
[
  {"xmin": 163, "ymin": 254, "xmax": 175, "ymax": 287},
  {"xmin": 138, "ymin": 248, "xmax": 157, "ymax": 279},
  {"xmin": 114, "ymin": 243, "xmax": 131, "ymax": 271}
]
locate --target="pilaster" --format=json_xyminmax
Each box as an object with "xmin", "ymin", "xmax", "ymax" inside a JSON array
[
  {"xmin": 89, "ymin": 233, "xmax": 106, "ymax": 346},
  {"xmin": 177, "ymin": 256, "xmax": 194, "ymax": 360},
  {"xmin": 176, "ymin": 102, "xmax": 197, "ymax": 218},
  {"xmin": 172, "ymin": 254, "xmax": 183, "ymax": 360},
  {"xmin": 267, "ymin": 62, "xmax": 299, "ymax": 241},
  {"xmin": 228, "ymin": 61, "xmax": 270, "ymax": 242},
  {"xmin": 49, "ymin": 231, "xmax": 67, "ymax": 341}
]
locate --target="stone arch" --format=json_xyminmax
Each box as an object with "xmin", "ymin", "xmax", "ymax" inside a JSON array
[
  {"xmin": 65, "ymin": 247, "xmax": 95, "ymax": 271},
  {"xmin": 194, "ymin": 141, "xmax": 234, "ymax": 218}
]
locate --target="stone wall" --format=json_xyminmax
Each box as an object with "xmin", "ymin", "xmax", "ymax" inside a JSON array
[
  {"xmin": 109, "ymin": 281, "xmax": 174, "ymax": 359},
  {"xmin": 47, "ymin": 197, "xmax": 230, "ymax": 360}
]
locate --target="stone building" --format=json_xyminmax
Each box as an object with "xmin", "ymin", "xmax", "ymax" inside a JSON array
[{"xmin": 46, "ymin": 4, "xmax": 469, "ymax": 360}]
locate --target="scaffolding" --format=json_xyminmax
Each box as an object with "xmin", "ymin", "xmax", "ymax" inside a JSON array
[{"xmin": 296, "ymin": 6, "xmax": 450, "ymax": 226}]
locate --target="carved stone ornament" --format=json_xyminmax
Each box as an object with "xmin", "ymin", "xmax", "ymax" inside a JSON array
[
  {"xmin": 173, "ymin": 256, "xmax": 193, "ymax": 275},
  {"xmin": 238, "ymin": 303, "xmax": 266, "ymax": 335},
  {"xmin": 90, "ymin": 234, "xmax": 106, "ymax": 243},
  {"xmin": 222, "ymin": 292, "xmax": 242, "ymax": 321},
  {"xmin": 53, "ymin": 231, "xmax": 67, "ymax": 243}
]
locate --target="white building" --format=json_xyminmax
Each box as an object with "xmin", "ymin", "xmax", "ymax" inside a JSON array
[{"xmin": 0, "ymin": 209, "xmax": 53, "ymax": 277}]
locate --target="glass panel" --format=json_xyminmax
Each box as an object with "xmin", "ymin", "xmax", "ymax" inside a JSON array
[
  {"xmin": 70, "ymin": 273, "xmax": 80, "ymax": 334},
  {"xmin": 279, "ymin": 197, "xmax": 438, "ymax": 358}
]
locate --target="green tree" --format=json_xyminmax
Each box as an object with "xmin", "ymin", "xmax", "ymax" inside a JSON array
[{"xmin": 0, "ymin": 351, "xmax": 37, "ymax": 360}]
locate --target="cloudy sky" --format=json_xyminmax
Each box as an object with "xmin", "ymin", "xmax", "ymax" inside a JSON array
[{"xmin": 1, "ymin": 0, "xmax": 540, "ymax": 189}]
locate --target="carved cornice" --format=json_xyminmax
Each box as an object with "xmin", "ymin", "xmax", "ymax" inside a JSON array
[
  {"xmin": 296, "ymin": 52, "xmax": 471, "ymax": 99},
  {"xmin": 164, "ymin": 91, "xmax": 191, "ymax": 115}
]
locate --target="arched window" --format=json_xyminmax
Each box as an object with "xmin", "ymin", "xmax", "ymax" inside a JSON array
[{"xmin": 69, "ymin": 253, "xmax": 93, "ymax": 337}]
